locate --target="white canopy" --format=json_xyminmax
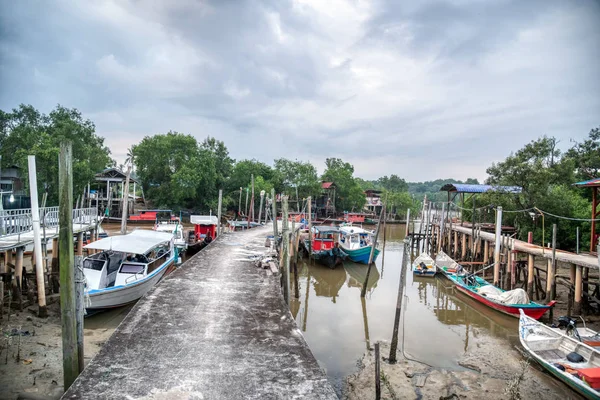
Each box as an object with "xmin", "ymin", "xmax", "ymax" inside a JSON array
[
  {"xmin": 190, "ymin": 215, "xmax": 218, "ymax": 225},
  {"xmin": 340, "ymin": 226, "xmax": 373, "ymax": 235},
  {"xmin": 84, "ymin": 230, "xmax": 173, "ymax": 255}
]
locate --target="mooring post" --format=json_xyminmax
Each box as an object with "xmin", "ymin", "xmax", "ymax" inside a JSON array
[
  {"xmin": 292, "ymin": 219, "xmax": 300, "ymax": 299},
  {"xmin": 75, "ymin": 255, "xmax": 84, "ymax": 373},
  {"xmin": 271, "ymin": 188, "xmax": 278, "ymax": 238},
  {"xmin": 28, "ymin": 155, "xmax": 47, "ymax": 317},
  {"xmin": 375, "ymin": 342, "xmax": 381, "ymax": 400},
  {"xmin": 527, "ymin": 232, "xmax": 535, "ymax": 299},
  {"xmin": 388, "ymin": 239, "xmax": 409, "ymax": 363},
  {"xmin": 362, "ymin": 205, "xmax": 385, "ymax": 298},
  {"xmin": 59, "ymin": 141, "xmax": 78, "ymax": 389},
  {"xmin": 13, "ymin": 246, "xmax": 24, "ymax": 310},
  {"xmin": 438, "ymin": 204, "xmax": 445, "ymax": 253},
  {"xmin": 461, "ymin": 233, "xmax": 467, "ymax": 260},
  {"xmin": 250, "ymin": 174, "xmax": 255, "ymax": 223},
  {"xmin": 238, "ymin": 187, "xmax": 243, "ymax": 217},
  {"xmin": 405, "ymin": 208, "xmax": 410, "ymax": 238},
  {"xmin": 217, "ymin": 189, "xmax": 223, "ymax": 236},
  {"xmin": 575, "ymin": 265, "xmax": 583, "ymax": 315},
  {"xmin": 257, "ymin": 190, "xmax": 264, "ymax": 224},
  {"xmin": 493, "ymin": 206, "xmax": 502, "ymax": 287},
  {"xmin": 282, "ymin": 196, "xmax": 290, "ymax": 304},
  {"xmin": 547, "ymin": 224, "xmax": 557, "ymax": 300},
  {"xmin": 307, "ymin": 196, "xmax": 312, "ymax": 255},
  {"xmin": 120, "ymin": 166, "xmax": 131, "ymax": 235},
  {"xmin": 245, "ymin": 187, "xmax": 249, "ymax": 220}
]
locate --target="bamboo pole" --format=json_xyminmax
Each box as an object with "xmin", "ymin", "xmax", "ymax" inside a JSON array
[
  {"xmin": 28, "ymin": 155, "xmax": 47, "ymax": 317},
  {"xmin": 59, "ymin": 141, "xmax": 78, "ymax": 389}
]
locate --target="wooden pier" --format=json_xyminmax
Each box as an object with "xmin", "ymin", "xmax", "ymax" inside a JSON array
[{"xmin": 62, "ymin": 225, "xmax": 337, "ymax": 399}]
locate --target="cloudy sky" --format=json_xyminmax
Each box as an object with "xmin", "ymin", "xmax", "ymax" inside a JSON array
[{"xmin": 1, "ymin": 0, "xmax": 599, "ymax": 182}]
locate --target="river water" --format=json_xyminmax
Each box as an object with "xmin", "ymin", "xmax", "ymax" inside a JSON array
[{"xmin": 290, "ymin": 224, "xmax": 522, "ymax": 396}]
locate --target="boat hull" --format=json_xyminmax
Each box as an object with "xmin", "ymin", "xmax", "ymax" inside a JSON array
[
  {"xmin": 86, "ymin": 257, "xmax": 175, "ymax": 310},
  {"xmin": 413, "ymin": 269, "xmax": 436, "ymax": 277},
  {"xmin": 341, "ymin": 246, "xmax": 380, "ymax": 264}
]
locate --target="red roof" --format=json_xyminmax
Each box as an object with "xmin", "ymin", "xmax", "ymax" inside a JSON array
[{"xmin": 322, "ymin": 182, "xmax": 334, "ymax": 189}]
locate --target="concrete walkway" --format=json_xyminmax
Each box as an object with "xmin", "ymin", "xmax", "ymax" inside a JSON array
[{"xmin": 62, "ymin": 226, "xmax": 337, "ymax": 399}]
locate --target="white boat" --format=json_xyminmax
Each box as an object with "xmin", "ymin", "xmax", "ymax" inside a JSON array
[
  {"xmin": 153, "ymin": 221, "xmax": 187, "ymax": 252},
  {"xmin": 412, "ymin": 253, "xmax": 436, "ymax": 276},
  {"xmin": 519, "ymin": 309, "xmax": 600, "ymax": 398},
  {"xmin": 82, "ymin": 230, "xmax": 176, "ymax": 310},
  {"xmin": 338, "ymin": 226, "xmax": 380, "ymax": 264}
]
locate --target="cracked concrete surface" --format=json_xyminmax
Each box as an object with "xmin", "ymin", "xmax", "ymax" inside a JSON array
[{"xmin": 62, "ymin": 226, "xmax": 337, "ymax": 399}]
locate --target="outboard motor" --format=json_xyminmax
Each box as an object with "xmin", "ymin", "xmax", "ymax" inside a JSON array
[{"xmin": 557, "ymin": 316, "xmax": 577, "ymax": 329}]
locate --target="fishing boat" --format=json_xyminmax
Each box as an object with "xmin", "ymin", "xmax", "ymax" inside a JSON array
[
  {"xmin": 553, "ymin": 316, "xmax": 600, "ymax": 349},
  {"xmin": 519, "ymin": 309, "xmax": 600, "ymax": 398},
  {"xmin": 128, "ymin": 209, "xmax": 178, "ymax": 223},
  {"xmin": 302, "ymin": 226, "xmax": 347, "ymax": 269},
  {"xmin": 338, "ymin": 226, "xmax": 380, "ymax": 264},
  {"xmin": 435, "ymin": 251, "xmax": 555, "ymax": 320},
  {"xmin": 153, "ymin": 221, "xmax": 187, "ymax": 252},
  {"xmin": 411, "ymin": 253, "xmax": 436, "ymax": 276},
  {"xmin": 82, "ymin": 230, "xmax": 176, "ymax": 310}
]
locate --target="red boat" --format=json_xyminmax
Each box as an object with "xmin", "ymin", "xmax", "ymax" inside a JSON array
[{"xmin": 129, "ymin": 210, "xmax": 178, "ymax": 223}]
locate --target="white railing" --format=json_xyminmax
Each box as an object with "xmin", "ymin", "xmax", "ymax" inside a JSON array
[{"xmin": 0, "ymin": 207, "xmax": 98, "ymax": 238}]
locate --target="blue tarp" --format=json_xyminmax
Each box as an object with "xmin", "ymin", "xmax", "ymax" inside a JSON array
[{"xmin": 440, "ymin": 183, "xmax": 522, "ymax": 194}]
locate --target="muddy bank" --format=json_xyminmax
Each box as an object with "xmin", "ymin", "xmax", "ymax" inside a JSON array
[
  {"xmin": 0, "ymin": 301, "xmax": 129, "ymax": 400},
  {"xmin": 345, "ymin": 337, "xmax": 583, "ymax": 400}
]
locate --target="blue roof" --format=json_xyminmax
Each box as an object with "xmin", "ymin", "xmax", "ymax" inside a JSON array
[
  {"xmin": 574, "ymin": 178, "xmax": 600, "ymax": 187},
  {"xmin": 440, "ymin": 183, "xmax": 522, "ymax": 194}
]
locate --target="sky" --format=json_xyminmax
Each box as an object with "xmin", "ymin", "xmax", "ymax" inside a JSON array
[{"xmin": 1, "ymin": 0, "xmax": 599, "ymax": 182}]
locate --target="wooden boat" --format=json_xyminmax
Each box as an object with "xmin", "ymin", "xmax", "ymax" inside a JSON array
[
  {"xmin": 435, "ymin": 251, "xmax": 555, "ymax": 320},
  {"xmin": 519, "ymin": 309, "xmax": 600, "ymax": 398},
  {"xmin": 338, "ymin": 226, "xmax": 380, "ymax": 264},
  {"xmin": 82, "ymin": 230, "xmax": 176, "ymax": 310},
  {"xmin": 186, "ymin": 215, "xmax": 219, "ymax": 256},
  {"xmin": 411, "ymin": 253, "xmax": 436, "ymax": 276},
  {"xmin": 302, "ymin": 226, "xmax": 347, "ymax": 269},
  {"xmin": 553, "ymin": 316, "xmax": 600, "ymax": 349}
]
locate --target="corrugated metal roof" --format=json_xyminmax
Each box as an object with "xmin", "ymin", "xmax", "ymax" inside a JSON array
[
  {"xmin": 440, "ymin": 183, "xmax": 522, "ymax": 194},
  {"xmin": 321, "ymin": 182, "xmax": 335, "ymax": 189},
  {"xmin": 574, "ymin": 178, "xmax": 600, "ymax": 187}
]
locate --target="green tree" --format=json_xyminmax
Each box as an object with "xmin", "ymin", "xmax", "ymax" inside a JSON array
[
  {"xmin": 321, "ymin": 158, "xmax": 365, "ymax": 212},
  {"xmin": 565, "ymin": 127, "xmax": 600, "ymax": 181},
  {"xmin": 0, "ymin": 104, "xmax": 113, "ymax": 204},
  {"xmin": 377, "ymin": 174, "xmax": 408, "ymax": 192},
  {"xmin": 273, "ymin": 158, "xmax": 321, "ymax": 201}
]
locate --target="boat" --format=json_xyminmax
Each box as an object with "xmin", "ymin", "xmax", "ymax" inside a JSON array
[
  {"xmin": 128, "ymin": 209, "xmax": 178, "ymax": 223},
  {"xmin": 411, "ymin": 253, "xmax": 436, "ymax": 276},
  {"xmin": 553, "ymin": 316, "xmax": 600, "ymax": 349},
  {"xmin": 435, "ymin": 251, "xmax": 555, "ymax": 320},
  {"xmin": 186, "ymin": 215, "xmax": 218, "ymax": 256},
  {"xmin": 153, "ymin": 221, "xmax": 187, "ymax": 252},
  {"xmin": 301, "ymin": 225, "xmax": 347, "ymax": 269},
  {"xmin": 519, "ymin": 309, "xmax": 600, "ymax": 398},
  {"xmin": 82, "ymin": 229, "xmax": 176, "ymax": 310},
  {"xmin": 338, "ymin": 226, "xmax": 380, "ymax": 264}
]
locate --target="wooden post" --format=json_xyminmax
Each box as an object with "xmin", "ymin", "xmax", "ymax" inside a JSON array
[
  {"xmin": 293, "ymin": 219, "xmax": 300, "ymax": 299},
  {"xmin": 493, "ymin": 206, "xmax": 502, "ymax": 287},
  {"xmin": 389, "ymin": 238, "xmax": 409, "ymax": 363},
  {"xmin": 282, "ymin": 196, "xmax": 290, "ymax": 304},
  {"xmin": 453, "ymin": 230, "xmax": 458, "ymax": 257},
  {"xmin": 245, "ymin": 187, "xmax": 249, "ymax": 218},
  {"xmin": 13, "ymin": 247, "xmax": 23, "ymax": 309},
  {"xmin": 75, "ymin": 256, "xmax": 84, "ymax": 373},
  {"xmin": 59, "ymin": 141, "xmax": 78, "ymax": 389},
  {"xmin": 0, "ymin": 281, "xmax": 3, "ymax": 320},
  {"xmin": 271, "ymin": 188, "xmax": 278, "ymax": 238},
  {"xmin": 257, "ymin": 190, "xmax": 264, "ymax": 224},
  {"xmin": 250, "ymin": 174, "xmax": 255, "ymax": 222},
  {"xmin": 568, "ymin": 263, "xmax": 576, "ymax": 316},
  {"xmin": 217, "ymin": 189, "xmax": 223, "ymax": 236},
  {"xmin": 548, "ymin": 224, "xmax": 557, "ymax": 300},
  {"xmin": 575, "ymin": 265, "xmax": 583, "ymax": 315},
  {"xmin": 526, "ymin": 232, "xmax": 534, "ymax": 299},
  {"xmin": 307, "ymin": 196, "xmax": 312, "ymax": 255},
  {"xmin": 76, "ymin": 232, "xmax": 84, "ymax": 256},
  {"xmin": 405, "ymin": 208, "xmax": 411, "ymax": 238},
  {"xmin": 28, "ymin": 155, "xmax": 47, "ymax": 317},
  {"xmin": 461, "ymin": 233, "xmax": 467, "ymax": 260},
  {"xmin": 510, "ymin": 244, "xmax": 516, "ymax": 290},
  {"xmin": 375, "ymin": 342, "xmax": 381, "ymax": 400},
  {"xmin": 120, "ymin": 166, "xmax": 131, "ymax": 235},
  {"xmin": 362, "ymin": 205, "xmax": 385, "ymax": 298}
]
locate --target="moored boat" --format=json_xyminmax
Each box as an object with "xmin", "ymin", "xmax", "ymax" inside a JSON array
[
  {"xmin": 435, "ymin": 251, "xmax": 555, "ymax": 320},
  {"xmin": 82, "ymin": 230, "xmax": 176, "ymax": 311},
  {"xmin": 553, "ymin": 316, "xmax": 600, "ymax": 349},
  {"xmin": 302, "ymin": 225, "xmax": 347, "ymax": 269},
  {"xmin": 519, "ymin": 309, "xmax": 600, "ymax": 398},
  {"xmin": 153, "ymin": 221, "xmax": 187, "ymax": 252},
  {"xmin": 338, "ymin": 226, "xmax": 380, "ymax": 264},
  {"xmin": 411, "ymin": 253, "xmax": 436, "ymax": 276}
]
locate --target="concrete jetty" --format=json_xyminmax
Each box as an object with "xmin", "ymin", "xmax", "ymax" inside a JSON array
[{"xmin": 62, "ymin": 225, "xmax": 337, "ymax": 399}]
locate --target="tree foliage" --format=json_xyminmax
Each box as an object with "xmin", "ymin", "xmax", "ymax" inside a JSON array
[
  {"xmin": 273, "ymin": 158, "xmax": 321, "ymax": 201},
  {"xmin": 321, "ymin": 158, "xmax": 365, "ymax": 212},
  {"xmin": 0, "ymin": 104, "xmax": 113, "ymax": 204}
]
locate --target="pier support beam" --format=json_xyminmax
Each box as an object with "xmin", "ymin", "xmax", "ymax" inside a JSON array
[
  {"xmin": 76, "ymin": 232, "xmax": 84, "ymax": 256},
  {"xmin": 453, "ymin": 230, "xmax": 458, "ymax": 257},
  {"xmin": 14, "ymin": 246, "xmax": 24, "ymax": 310},
  {"xmin": 461, "ymin": 233, "xmax": 467, "ymax": 260},
  {"xmin": 575, "ymin": 265, "xmax": 583, "ymax": 315},
  {"xmin": 527, "ymin": 232, "xmax": 534, "ymax": 299},
  {"xmin": 493, "ymin": 206, "xmax": 502, "ymax": 288}
]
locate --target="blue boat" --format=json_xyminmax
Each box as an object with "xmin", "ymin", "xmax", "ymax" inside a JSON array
[
  {"xmin": 338, "ymin": 226, "xmax": 380, "ymax": 264},
  {"xmin": 411, "ymin": 253, "xmax": 436, "ymax": 276}
]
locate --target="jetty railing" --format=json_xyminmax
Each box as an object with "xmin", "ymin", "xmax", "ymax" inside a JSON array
[{"xmin": 0, "ymin": 206, "xmax": 98, "ymax": 239}]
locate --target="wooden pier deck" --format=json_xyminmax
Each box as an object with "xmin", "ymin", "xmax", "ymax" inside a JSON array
[{"xmin": 62, "ymin": 225, "xmax": 337, "ymax": 399}]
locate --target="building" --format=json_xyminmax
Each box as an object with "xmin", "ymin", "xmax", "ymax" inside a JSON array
[
  {"xmin": 0, "ymin": 164, "xmax": 30, "ymax": 209},
  {"xmin": 364, "ymin": 189, "xmax": 382, "ymax": 215},
  {"xmin": 315, "ymin": 182, "xmax": 336, "ymax": 218},
  {"xmin": 91, "ymin": 168, "xmax": 140, "ymax": 219}
]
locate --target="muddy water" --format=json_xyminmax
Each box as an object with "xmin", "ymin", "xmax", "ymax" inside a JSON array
[{"xmin": 289, "ymin": 224, "xmax": 524, "ymax": 396}]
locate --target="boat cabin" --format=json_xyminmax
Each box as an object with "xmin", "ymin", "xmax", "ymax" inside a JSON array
[
  {"xmin": 311, "ymin": 226, "xmax": 341, "ymax": 251},
  {"xmin": 130, "ymin": 210, "xmax": 177, "ymax": 222},
  {"xmin": 339, "ymin": 226, "xmax": 373, "ymax": 250},
  {"xmin": 83, "ymin": 230, "xmax": 174, "ymax": 291},
  {"xmin": 190, "ymin": 215, "xmax": 218, "ymax": 240}
]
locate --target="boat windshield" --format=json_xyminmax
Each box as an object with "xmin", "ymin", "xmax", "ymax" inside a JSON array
[
  {"xmin": 119, "ymin": 263, "xmax": 145, "ymax": 274},
  {"xmin": 83, "ymin": 259, "xmax": 105, "ymax": 271}
]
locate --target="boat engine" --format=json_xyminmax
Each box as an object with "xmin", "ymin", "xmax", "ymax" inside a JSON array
[{"xmin": 556, "ymin": 316, "xmax": 577, "ymax": 329}]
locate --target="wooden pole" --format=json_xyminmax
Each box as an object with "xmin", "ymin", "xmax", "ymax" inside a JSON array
[
  {"xmin": 453, "ymin": 230, "xmax": 458, "ymax": 257},
  {"xmin": 245, "ymin": 188, "xmax": 249, "ymax": 219},
  {"xmin": 238, "ymin": 187, "xmax": 243, "ymax": 217},
  {"xmin": 493, "ymin": 206, "xmax": 502, "ymax": 287},
  {"xmin": 271, "ymin": 188, "xmax": 278, "ymax": 238},
  {"xmin": 251, "ymin": 174, "xmax": 255, "ymax": 222},
  {"xmin": 548, "ymin": 224, "xmax": 557, "ymax": 300},
  {"xmin": 282, "ymin": 196, "xmax": 290, "ymax": 304},
  {"xmin": 14, "ymin": 247, "xmax": 24, "ymax": 310},
  {"xmin": 217, "ymin": 189, "xmax": 223, "ymax": 236},
  {"xmin": 575, "ymin": 265, "xmax": 583, "ymax": 315},
  {"xmin": 405, "ymin": 208, "xmax": 411, "ymax": 238},
  {"xmin": 375, "ymin": 342, "xmax": 381, "ymax": 400},
  {"xmin": 388, "ymin": 238, "xmax": 409, "ymax": 363},
  {"xmin": 120, "ymin": 166, "xmax": 131, "ymax": 235},
  {"xmin": 59, "ymin": 142, "xmax": 78, "ymax": 389},
  {"xmin": 0, "ymin": 281, "xmax": 3, "ymax": 320},
  {"xmin": 527, "ymin": 232, "xmax": 534, "ymax": 299},
  {"xmin": 307, "ymin": 196, "xmax": 312, "ymax": 255},
  {"xmin": 461, "ymin": 233, "xmax": 467, "ymax": 260},
  {"xmin": 27, "ymin": 155, "xmax": 47, "ymax": 317},
  {"xmin": 362, "ymin": 205, "xmax": 385, "ymax": 298},
  {"xmin": 75, "ymin": 256, "xmax": 84, "ymax": 373},
  {"xmin": 257, "ymin": 190, "xmax": 264, "ymax": 224},
  {"xmin": 76, "ymin": 232, "xmax": 84, "ymax": 256},
  {"xmin": 438, "ymin": 204, "xmax": 445, "ymax": 253},
  {"xmin": 293, "ymin": 219, "xmax": 300, "ymax": 299}
]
